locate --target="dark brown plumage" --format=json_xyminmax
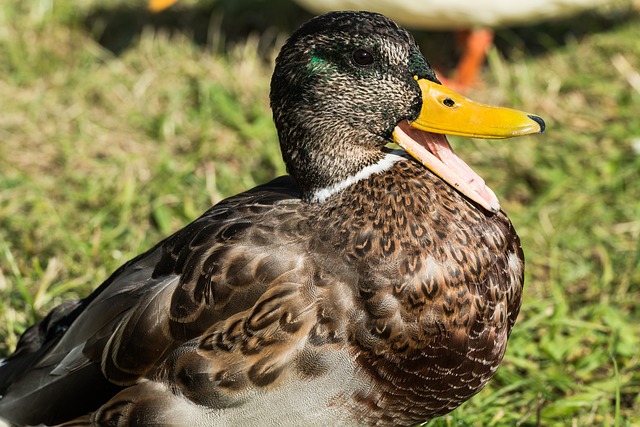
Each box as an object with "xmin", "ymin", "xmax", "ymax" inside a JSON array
[{"xmin": 0, "ymin": 11, "xmax": 543, "ymax": 427}]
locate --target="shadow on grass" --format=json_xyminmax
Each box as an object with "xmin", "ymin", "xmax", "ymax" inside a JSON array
[
  {"xmin": 84, "ymin": 0, "xmax": 313, "ymax": 56},
  {"xmin": 493, "ymin": 5, "xmax": 639, "ymax": 56}
]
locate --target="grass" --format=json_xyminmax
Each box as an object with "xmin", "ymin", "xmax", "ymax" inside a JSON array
[{"xmin": 0, "ymin": 0, "xmax": 639, "ymax": 425}]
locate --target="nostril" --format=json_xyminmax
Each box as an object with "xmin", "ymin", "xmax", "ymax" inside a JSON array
[
  {"xmin": 528, "ymin": 115, "xmax": 546, "ymax": 133},
  {"xmin": 443, "ymin": 98, "xmax": 455, "ymax": 107}
]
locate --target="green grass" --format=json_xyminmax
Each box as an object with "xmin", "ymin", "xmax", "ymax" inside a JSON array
[{"xmin": 0, "ymin": 1, "xmax": 639, "ymax": 426}]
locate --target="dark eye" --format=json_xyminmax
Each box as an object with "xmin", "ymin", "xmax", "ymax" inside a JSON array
[{"xmin": 352, "ymin": 48, "xmax": 374, "ymax": 66}]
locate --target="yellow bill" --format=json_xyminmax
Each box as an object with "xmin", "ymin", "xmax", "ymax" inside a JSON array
[{"xmin": 393, "ymin": 79, "xmax": 545, "ymax": 213}]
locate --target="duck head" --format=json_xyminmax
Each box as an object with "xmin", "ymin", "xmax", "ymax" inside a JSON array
[{"xmin": 270, "ymin": 11, "xmax": 544, "ymax": 211}]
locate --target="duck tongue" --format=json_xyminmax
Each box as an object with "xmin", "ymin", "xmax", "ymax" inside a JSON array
[{"xmin": 394, "ymin": 120, "xmax": 500, "ymax": 212}]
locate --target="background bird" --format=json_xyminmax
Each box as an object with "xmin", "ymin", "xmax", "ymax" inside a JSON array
[{"xmin": 148, "ymin": 0, "xmax": 629, "ymax": 88}]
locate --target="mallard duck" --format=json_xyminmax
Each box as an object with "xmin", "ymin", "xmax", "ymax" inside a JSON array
[{"xmin": 0, "ymin": 11, "xmax": 544, "ymax": 426}]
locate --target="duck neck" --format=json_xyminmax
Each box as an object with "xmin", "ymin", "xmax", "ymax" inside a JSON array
[
  {"xmin": 276, "ymin": 121, "xmax": 402, "ymax": 202},
  {"xmin": 309, "ymin": 150, "xmax": 408, "ymax": 203}
]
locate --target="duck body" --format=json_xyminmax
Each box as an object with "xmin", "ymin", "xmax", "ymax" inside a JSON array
[
  {"xmin": 0, "ymin": 12, "xmax": 542, "ymax": 426},
  {"xmin": 0, "ymin": 166, "xmax": 522, "ymax": 426},
  {"xmin": 291, "ymin": 0, "xmax": 620, "ymax": 89},
  {"xmin": 293, "ymin": 0, "xmax": 617, "ymax": 29}
]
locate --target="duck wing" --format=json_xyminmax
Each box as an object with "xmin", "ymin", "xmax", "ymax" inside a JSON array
[{"xmin": 0, "ymin": 176, "xmax": 310, "ymax": 426}]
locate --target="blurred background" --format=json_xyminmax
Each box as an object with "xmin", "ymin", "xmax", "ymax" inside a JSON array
[{"xmin": 0, "ymin": 0, "xmax": 639, "ymax": 425}]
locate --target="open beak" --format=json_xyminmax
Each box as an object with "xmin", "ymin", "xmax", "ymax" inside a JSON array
[{"xmin": 393, "ymin": 78, "xmax": 545, "ymax": 213}]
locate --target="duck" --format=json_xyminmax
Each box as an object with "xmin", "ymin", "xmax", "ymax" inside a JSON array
[
  {"xmin": 0, "ymin": 11, "xmax": 544, "ymax": 427},
  {"xmin": 292, "ymin": 0, "xmax": 616, "ymax": 29},
  {"xmin": 148, "ymin": 0, "xmax": 621, "ymax": 88},
  {"xmin": 292, "ymin": 0, "xmax": 618, "ymax": 88}
]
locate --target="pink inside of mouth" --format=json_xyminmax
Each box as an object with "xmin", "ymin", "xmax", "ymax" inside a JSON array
[{"xmin": 395, "ymin": 120, "xmax": 500, "ymax": 212}]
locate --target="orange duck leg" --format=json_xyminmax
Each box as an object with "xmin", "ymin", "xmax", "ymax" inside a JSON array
[{"xmin": 437, "ymin": 28, "xmax": 494, "ymax": 92}]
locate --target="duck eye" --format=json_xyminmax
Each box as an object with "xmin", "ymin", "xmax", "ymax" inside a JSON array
[
  {"xmin": 352, "ymin": 48, "xmax": 374, "ymax": 66},
  {"xmin": 443, "ymin": 98, "xmax": 455, "ymax": 107}
]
